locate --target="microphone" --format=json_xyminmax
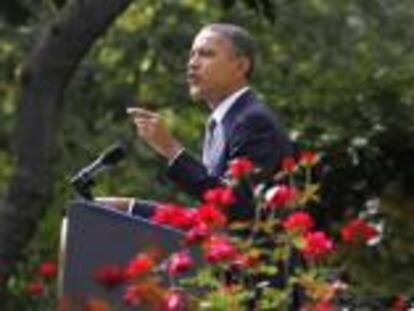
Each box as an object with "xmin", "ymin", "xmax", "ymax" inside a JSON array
[{"xmin": 70, "ymin": 143, "xmax": 127, "ymax": 199}]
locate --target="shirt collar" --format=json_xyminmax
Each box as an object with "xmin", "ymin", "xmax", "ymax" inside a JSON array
[{"xmin": 210, "ymin": 86, "xmax": 250, "ymax": 124}]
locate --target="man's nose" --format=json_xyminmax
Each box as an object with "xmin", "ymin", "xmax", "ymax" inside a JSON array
[{"xmin": 187, "ymin": 55, "xmax": 199, "ymax": 70}]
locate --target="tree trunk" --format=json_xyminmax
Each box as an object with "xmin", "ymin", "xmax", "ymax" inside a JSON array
[{"xmin": 0, "ymin": 0, "xmax": 133, "ymax": 291}]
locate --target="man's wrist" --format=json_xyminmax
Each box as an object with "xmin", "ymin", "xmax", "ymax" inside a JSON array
[{"xmin": 164, "ymin": 141, "xmax": 184, "ymax": 162}]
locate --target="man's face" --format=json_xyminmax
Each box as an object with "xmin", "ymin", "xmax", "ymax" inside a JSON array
[{"xmin": 187, "ymin": 29, "xmax": 245, "ymax": 105}]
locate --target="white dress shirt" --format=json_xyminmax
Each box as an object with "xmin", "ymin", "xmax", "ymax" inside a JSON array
[{"xmin": 170, "ymin": 86, "xmax": 250, "ymax": 166}]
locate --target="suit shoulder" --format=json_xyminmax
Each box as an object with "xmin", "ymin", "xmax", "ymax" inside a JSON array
[{"xmin": 233, "ymin": 99, "xmax": 282, "ymax": 130}]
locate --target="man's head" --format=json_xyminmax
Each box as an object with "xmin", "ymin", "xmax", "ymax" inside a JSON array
[{"xmin": 187, "ymin": 23, "xmax": 257, "ymax": 107}]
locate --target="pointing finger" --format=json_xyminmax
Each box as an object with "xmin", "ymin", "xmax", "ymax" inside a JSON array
[{"xmin": 127, "ymin": 107, "xmax": 158, "ymax": 118}]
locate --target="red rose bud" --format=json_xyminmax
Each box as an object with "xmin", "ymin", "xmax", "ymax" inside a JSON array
[
  {"xmin": 94, "ymin": 264, "xmax": 125, "ymax": 289},
  {"xmin": 204, "ymin": 236, "xmax": 238, "ymax": 264},
  {"xmin": 233, "ymin": 253, "xmax": 260, "ymax": 269},
  {"xmin": 203, "ymin": 187, "xmax": 235, "ymax": 208},
  {"xmin": 125, "ymin": 254, "xmax": 155, "ymax": 280},
  {"xmin": 184, "ymin": 222, "xmax": 210, "ymax": 245},
  {"xmin": 300, "ymin": 150, "xmax": 319, "ymax": 167},
  {"xmin": 26, "ymin": 281, "xmax": 45, "ymax": 296},
  {"xmin": 228, "ymin": 157, "xmax": 255, "ymax": 179},
  {"xmin": 168, "ymin": 251, "xmax": 194, "ymax": 276},
  {"xmin": 265, "ymin": 185, "xmax": 298, "ymax": 209},
  {"xmin": 39, "ymin": 261, "xmax": 58, "ymax": 279},
  {"xmin": 281, "ymin": 156, "xmax": 297, "ymax": 173},
  {"xmin": 282, "ymin": 211, "xmax": 315, "ymax": 233},
  {"xmin": 312, "ymin": 300, "xmax": 335, "ymax": 311},
  {"xmin": 301, "ymin": 231, "xmax": 334, "ymax": 260},
  {"xmin": 341, "ymin": 219, "xmax": 379, "ymax": 244}
]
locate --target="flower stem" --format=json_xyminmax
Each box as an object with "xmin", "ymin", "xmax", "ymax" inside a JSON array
[
  {"xmin": 305, "ymin": 167, "xmax": 312, "ymax": 186},
  {"xmin": 248, "ymin": 202, "xmax": 263, "ymax": 244}
]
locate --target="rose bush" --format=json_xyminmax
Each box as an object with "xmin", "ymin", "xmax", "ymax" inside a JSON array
[
  {"xmin": 84, "ymin": 151, "xmax": 380, "ymax": 310},
  {"xmin": 15, "ymin": 151, "xmax": 397, "ymax": 311}
]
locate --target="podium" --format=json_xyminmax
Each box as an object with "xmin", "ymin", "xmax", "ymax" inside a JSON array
[{"xmin": 60, "ymin": 201, "xmax": 196, "ymax": 310}]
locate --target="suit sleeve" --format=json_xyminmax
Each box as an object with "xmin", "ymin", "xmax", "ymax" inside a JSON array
[
  {"xmin": 165, "ymin": 150, "xmax": 220, "ymax": 200},
  {"xmin": 165, "ymin": 151, "xmax": 256, "ymax": 221}
]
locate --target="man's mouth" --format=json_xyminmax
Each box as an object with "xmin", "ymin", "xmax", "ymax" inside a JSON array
[{"xmin": 187, "ymin": 73, "xmax": 200, "ymax": 85}]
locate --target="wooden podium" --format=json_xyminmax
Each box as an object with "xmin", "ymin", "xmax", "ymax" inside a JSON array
[{"xmin": 59, "ymin": 201, "xmax": 193, "ymax": 310}]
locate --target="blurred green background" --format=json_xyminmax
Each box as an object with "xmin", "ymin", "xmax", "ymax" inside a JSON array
[{"xmin": 1, "ymin": 0, "xmax": 413, "ymax": 307}]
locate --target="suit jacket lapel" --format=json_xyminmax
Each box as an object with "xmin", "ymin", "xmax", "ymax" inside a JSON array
[
  {"xmin": 203, "ymin": 90, "xmax": 256, "ymax": 176},
  {"xmin": 221, "ymin": 90, "xmax": 255, "ymax": 131}
]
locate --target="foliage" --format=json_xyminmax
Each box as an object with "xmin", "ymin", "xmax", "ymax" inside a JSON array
[{"xmin": 6, "ymin": 260, "xmax": 58, "ymax": 311}]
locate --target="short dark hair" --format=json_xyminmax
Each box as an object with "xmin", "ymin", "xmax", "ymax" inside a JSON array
[{"xmin": 203, "ymin": 23, "xmax": 257, "ymax": 79}]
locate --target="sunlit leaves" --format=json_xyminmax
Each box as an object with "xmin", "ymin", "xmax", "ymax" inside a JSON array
[
  {"xmin": 115, "ymin": 3, "xmax": 158, "ymax": 33},
  {"xmin": 182, "ymin": 0, "xmax": 209, "ymax": 12},
  {"xmin": 97, "ymin": 46, "xmax": 125, "ymax": 68},
  {"xmin": 298, "ymin": 184, "xmax": 320, "ymax": 205}
]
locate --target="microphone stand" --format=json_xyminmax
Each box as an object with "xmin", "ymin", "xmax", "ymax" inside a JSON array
[
  {"xmin": 69, "ymin": 142, "xmax": 127, "ymax": 201},
  {"xmin": 71, "ymin": 175, "xmax": 95, "ymax": 201}
]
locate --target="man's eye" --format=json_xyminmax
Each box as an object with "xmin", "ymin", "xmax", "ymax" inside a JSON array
[
  {"xmin": 200, "ymin": 50, "xmax": 215, "ymax": 57},
  {"xmin": 189, "ymin": 49, "xmax": 215, "ymax": 59}
]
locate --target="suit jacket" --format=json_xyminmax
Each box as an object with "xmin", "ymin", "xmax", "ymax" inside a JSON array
[{"xmin": 166, "ymin": 90, "xmax": 293, "ymax": 221}]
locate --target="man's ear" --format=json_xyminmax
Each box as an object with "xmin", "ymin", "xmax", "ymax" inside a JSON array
[{"xmin": 237, "ymin": 56, "xmax": 251, "ymax": 78}]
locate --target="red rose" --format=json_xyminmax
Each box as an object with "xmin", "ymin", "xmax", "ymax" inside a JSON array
[
  {"xmin": 301, "ymin": 231, "xmax": 334, "ymax": 260},
  {"xmin": 26, "ymin": 281, "xmax": 45, "ymax": 296},
  {"xmin": 168, "ymin": 251, "xmax": 194, "ymax": 276},
  {"xmin": 281, "ymin": 156, "xmax": 297, "ymax": 173},
  {"xmin": 123, "ymin": 284, "xmax": 143, "ymax": 306},
  {"xmin": 125, "ymin": 254, "xmax": 155, "ymax": 279},
  {"xmin": 203, "ymin": 187, "xmax": 235, "ymax": 208},
  {"xmin": 282, "ymin": 211, "xmax": 315, "ymax": 233},
  {"xmin": 265, "ymin": 185, "xmax": 298, "ymax": 209},
  {"xmin": 341, "ymin": 219, "xmax": 378, "ymax": 244},
  {"xmin": 39, "ymin": 261, "xmax": 58, "ymax": 279},
  {"xmin": 228, "ymin": 157, "xmax": 255, "ymax": 179},
  {"xmin": 195, "ymin": 204, "xmax": 227, "ymax": 229},
  {"xmin": 160, "ymin": 290, "xmax": 187, "ymax": 311},
  {"xmin": 94, "ymin": 264, "xmax": 125, "ymax": 289},
  {"xmin": 204, "ymin": 235, "xmax": 238, "ymax": 264},
  {"xmin": 300, "ymin": 150, "xmax": 319, "ymax": 167},
  {"xmin": 391, "ymin": 295, "xmax": 408, "ymax": 311},
  {"xmin": 184, "ymin": 222, "xmax": 210, "ymax": 245},
  {"xmin": 152, "ymin": 204, "xmax": 195, "ymax": 230}
]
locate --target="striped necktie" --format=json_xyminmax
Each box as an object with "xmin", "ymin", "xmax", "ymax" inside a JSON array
[{"xmin": 202, "ymin": 118, "xmax": 223, "ymax": 174}]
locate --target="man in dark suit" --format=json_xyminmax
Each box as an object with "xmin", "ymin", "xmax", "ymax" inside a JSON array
[
  {"xmin": 97, "ymin": 24, "xmax": 299, "ymax": 309},
  {"xmin": 102, "ymin": 23, "xmax": 292, "ymax": 220}
]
